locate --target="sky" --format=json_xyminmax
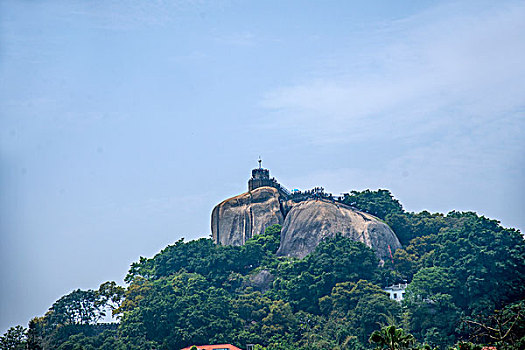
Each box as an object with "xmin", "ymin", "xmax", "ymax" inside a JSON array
[{"xmin": 1, "ymin": 0, "xmax": 524, "ymax": 333}]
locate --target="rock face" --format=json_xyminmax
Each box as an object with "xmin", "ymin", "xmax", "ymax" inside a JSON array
[
  {"xmin": 211, "ymin": 187, "xmax": 284, "ymax": 246},
  {"xmin": 211, "ymin": 186, "xmax": 402, "ymax": 259},
  {"xmin": 245, "ymin": 269, "xmax": 275, "ymax": 292},
  {"xmin": 276, "ymin": 199, "xmax": 402, "ymax": 259}
]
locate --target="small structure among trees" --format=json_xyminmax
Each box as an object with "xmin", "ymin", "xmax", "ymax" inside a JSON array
[{"xmin": 384, "ymin": 282, "xmax": 408, "ymax": 302}]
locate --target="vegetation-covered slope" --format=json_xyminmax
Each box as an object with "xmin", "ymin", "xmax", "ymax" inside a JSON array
[{"xmin": 3, "ymin": 190, "xmax": 524, "ymax": 350}]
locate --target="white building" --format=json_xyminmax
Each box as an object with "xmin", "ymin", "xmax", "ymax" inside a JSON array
[{"xmin": 384, "ymin": 282, "xmax": 408, "ymax": 302}]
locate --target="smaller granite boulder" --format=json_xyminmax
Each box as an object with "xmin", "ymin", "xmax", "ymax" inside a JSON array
[
  {"xmin": 277, "ymin": 199, "xmax": 401, "ymax": 259},
  {"xmin": 245, "ymin": 269, "xmax": 275, "ymax": 292}
]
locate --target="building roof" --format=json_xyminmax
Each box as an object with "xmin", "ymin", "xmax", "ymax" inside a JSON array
[
  {"xmin": 384, "ymin": 283, "xmax": 408, "ymax": 291},
  {"xmin": 180, "ymin": 344, "xmax": 243, "ymax": 350}
]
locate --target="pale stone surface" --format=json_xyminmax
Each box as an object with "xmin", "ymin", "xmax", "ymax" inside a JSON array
[
  {"xmin": 245, "ymin": 269, "xmax": 275, "ymax": 292},
  {"xmin": 211, "ymin": 188, "xmax": 402, "ymax": 259},
  {"xmin": 211, "ymin": 186, "xmax": 284, "ymax": 246},
  {"xmin": 276, "ymin": 199, "xmax": 402, "ymax": 259}
]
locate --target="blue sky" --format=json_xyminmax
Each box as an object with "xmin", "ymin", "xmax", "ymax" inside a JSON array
[{"xmin": 1, "ymin": 0, "xmax": 524, "ymax": 333}]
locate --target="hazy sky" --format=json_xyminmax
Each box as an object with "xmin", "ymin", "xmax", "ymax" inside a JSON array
[{"xmin": 1, "ymin": 0, "xmax": 524, "ymax": 333}]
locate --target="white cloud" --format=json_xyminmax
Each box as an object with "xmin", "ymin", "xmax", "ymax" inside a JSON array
[
  {"xmin": 261, "ymin": 1, "xmax": 525, "ymax": 145},
  {"xmin": 259, "ymin": 1, "xmax": 525, "ymax": 232},
  {"xmin": 213, "ymin": 31, "xmax": 257, "ymax": 46}
]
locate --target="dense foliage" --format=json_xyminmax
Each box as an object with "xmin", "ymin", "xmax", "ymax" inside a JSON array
[{"xmin": 5, "ymin": 190, "xmax": 524, "ymax": 350}]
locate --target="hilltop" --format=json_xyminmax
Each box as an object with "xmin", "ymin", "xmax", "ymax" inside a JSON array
[
  {"xmin": 2, "ymin": 186, "xmax": 524, "ymax": 350},
  {"xmin": 211, "ymin": 164, "xmax": 401, "ymax": 261}
]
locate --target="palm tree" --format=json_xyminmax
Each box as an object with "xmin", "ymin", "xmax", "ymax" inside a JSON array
[{"xmin": 369, "ymin": 325, "xmax": 416, "ymax": 350}]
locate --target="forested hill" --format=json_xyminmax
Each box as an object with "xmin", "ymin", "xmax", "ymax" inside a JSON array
[{"xmin": 2, "ymin": 190, "xmax": 524, "ymax": 350}]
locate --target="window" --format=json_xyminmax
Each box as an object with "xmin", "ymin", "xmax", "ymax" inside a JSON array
[{"xmin": 393, "ymin": 293, "xmax": 397, "ymax": 299}]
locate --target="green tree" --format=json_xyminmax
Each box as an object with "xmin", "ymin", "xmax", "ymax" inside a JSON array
[
  {"xmin": 118, "ymin": 272, "xmax": 238, "ymax": 350},
  {"xmin": 424, "ymin": 212, "xmax": 525, "ymax": 315},
  {"xmin": 393, "ymin": 235, "xmax": 438, "ymax": 280},
  {"xmin": 404, "ymin": 267, "xmax": 460, "ymax": 347},
  {"xmin": 53, "ymin": 328, "xmax": 118, "ymax": 350},
  {"xmin": 369, "ymin": 325, "xmax": 415, "ymax": 350},
  {"xmin": 231, "ymin": 291, "xmax": 273, "ymax": 346},
  {"xmin": 45, "ymin": 289, "xmax": 103, "ymax": 327},
  {"xmin": 124, "ymin": 237, "xmax": 266, "ymax": 289},
  {"xmin": 260, "ymin": 300, "xmax": 297, "ymax": 343},
  {"xmin": 352, "ymin": 293, "xmax": 402, "ymax": 345},
  {"xmin": 386, "ymin": 211, "xmax": 447, "ymax": 246},
  {"xmin": 317, "ymin": 280, "xmax": 401, "ymax": 347},
  {"xmin": 343, "ymin": 189, "xmax": 403, "ymax": 219},
  {"xmin": 274, "ymin": 234, "xmax": 379, "ymax": 313},
  {"xmin": 463, "ymin": 299, "xmax": 525, "ymax": 349},
  {"xmin": 97, "ymin": 281, "xmax": 125, "ymax": 317},
  {"xmin": 246, "ymin": 224, "xmax": 282, "ymax": 256},
  {"xmin": 27, "ymin": 317, "xmax": 44, "ymax": 350},
  {"xmin": 319, "ymin": 280, "xmax": 390, "ymax": 316},
  {"xmin": 231, "ymin": 291, "xmax": 272, "ymax": 323},
  {"xmin": 0, "ymin": 325, "xmax": 27, "ymax": 350}
]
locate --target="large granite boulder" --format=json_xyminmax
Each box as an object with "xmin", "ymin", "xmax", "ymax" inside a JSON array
[
  {"xmin": 211, "ymin": 186, "xmax": 284, "ymax": 246},
  {"xmin": 211, "ymin": 187, "xmax": 402, "ymax": 260},
  {"xmin": 276, "ymin": 199, "xmax": 401, "ymax": 259}
]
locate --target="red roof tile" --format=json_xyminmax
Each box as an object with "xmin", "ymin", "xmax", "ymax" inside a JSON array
[{"xmin": 180, "ymin": 344, "xmax": 243, "ymax": 350}]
